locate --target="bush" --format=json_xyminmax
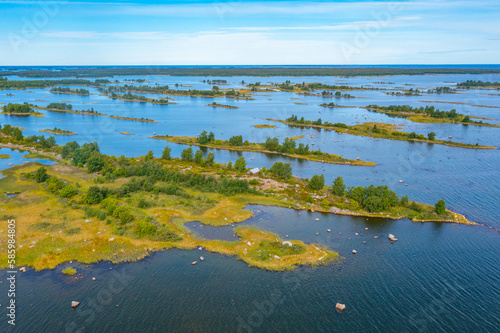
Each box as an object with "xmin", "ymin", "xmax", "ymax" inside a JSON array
[
  {"xmin": 194, "ymin": 149, "xmax": 204, "ymax": 164},
  {"xmin": 62, "ymin": 267, "xmax": 77, "ymax": 276},
  {"xmin": 309, "ymin": 174, "xmax": 325, "ymax": 191},
  {"xmin": 86, "ymin": 152, "xmax": 105, "ymax": 173},
  {"xmin": 86, "ymin": 186, "xmax": 104, "ymax": 204},
  {"xmin": 34, "ymin": 167, "xmax": 49, "ymax": 183}
]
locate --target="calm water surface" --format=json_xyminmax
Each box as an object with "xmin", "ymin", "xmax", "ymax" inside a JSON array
[{"xmin": 0, "ymin": 73, "xmax": 499, "ymax": 332}]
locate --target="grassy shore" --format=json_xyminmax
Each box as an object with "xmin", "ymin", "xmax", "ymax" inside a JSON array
[
  {"xmin": 363, "ymin": 106, "xmax": 500, "ymax": 127},
  {"xmin": 0, "ymin": 154, "xmax": 10, "ymax": 159},
  {"xmin": 0, "ymin": 163, "xmax": 338, "ymax": 271},
  {"xmin": 269, "ymin": 119, "xmax": 496, "ymax": 149},
  {"xmin": 253, "ymin": 124, "xmax": 276, "ymax": 128},
  {"xmin": 109, "ymin": 115, "xmax": 158, "ymax": 123},
  {"xmin": 40, "ymin": 128, "xmax": 77, "ymax": 136},
  {"xmin": 33, "ymin": 106, "xmax": 107, "ymax": 116},
  {"xmin": 1, "ymin": 111, "xmax": 44, "ymax": 117},
  {"xmin": 150, "ymin": 135, "xmax": 376, "ymax": 166},
  {"xmin": 206, "ymin": 103, "xmax": 239, "ymax": 109}
]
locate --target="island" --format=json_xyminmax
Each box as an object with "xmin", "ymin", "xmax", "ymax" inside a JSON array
[
  {"xmin": 40, "ymin": 127, "xmax": 77, "ymax": 136},
  {"xmin": 50, "ymin": 87, "xmax": 90, "ymax": 95},
  {"xmin": 107, "ymin": 92, "xmax": 177, "ymax": 104},
  {"xmin": 206, "ymin": 102, "xmax": 238, "ymax": 109},
  {"xmin": 319, "ymin": 102, "xmax": 354, "ymax": 108},
  {"xmin": 1, "ymin": 103, "xmax": 44, "ymax": 117},
  {"xmin": 253, "ymin": 124, "xmax": 276, "ymax": 128},
  {"xmin": 33, "ymin": 103, "xmax": 107, "ymax": 116},
  {"xmin": 269, "ymin": 115, "xmax": 496, "ymax": 149},
  {"xmin": 363, "ymin": 104, "xmax": 500, "ymax": 127},
  {"xmin": 150, "ymin": 131, "xmax": 376, "ymax": 166},
  {"xmin": 109, "ymin": 115, "xmax": 158, "ymax": 123},
  {"xmin": 0, "ymin": 127, "xmax": 475, "ymax": 273}
]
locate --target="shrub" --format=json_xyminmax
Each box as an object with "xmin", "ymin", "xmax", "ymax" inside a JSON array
[
  {"xmin": 234, "ymin": 157, "xmax": 246, "ymax": 172},
  {"xmin": 331, "ymin": 176, "xmax": 345, "ymax": 196},
  {"xmin": 435, "ymin": 199, "xmax": 446, "ymax": 214},
  {"xmin": 269, "ymin": 162, "xmax": 292, "ymax": 179}
]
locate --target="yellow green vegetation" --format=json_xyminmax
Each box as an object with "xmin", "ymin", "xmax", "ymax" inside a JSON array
[
  {"xmin": 206, "ymin": 102, "xmax": 238, "ymax": 109},
  {"xmin": 363, "ymin": 105, "xmax": 500, "ymax": 128},
  {"xmin": 121, "ymin": 132, "xmax": 132, "ymax": 135},
  {"xmin": 0, "ymin": 154, "xmax": 10, "ymax": 159},
  {"xmin": 40, "ymin": 128, "xmax": 77, "ymax": 136},
  {"xmin": 1, "ymin": 103, "xmax": 44, "ymax": 117},
  {"xmin": 253, "ymin": 124, "xmax": 276, "ymax": 128},
  {"xmin": 62, "ymin": 267, "xmax": 77, "ymax": 275},
  {"xmin": 150, "ymin": 134, "xmax": 376, "ymax": 166},
  {"xmin": 271, "ymin": 116, "xmax": 496, "ymax": 149},
  {"xmin": 0, "ymin": 162, "xmax": 336, "ymax": 271},
  {"xmin": 33, "ymin": 105, "xmax": 106, "ymax": 116},
  {"xmin": 109, "ymin": 115, "xmax": 158, "ymax": 123}
]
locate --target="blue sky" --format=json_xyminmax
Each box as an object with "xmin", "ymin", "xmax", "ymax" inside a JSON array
[{"xmin": 0, "ymin": 0, "xmax": 499, "ymax": 65}]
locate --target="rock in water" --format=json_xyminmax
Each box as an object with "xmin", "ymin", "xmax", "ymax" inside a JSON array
[
  {"xmin": 19, "ymin": 267, "xmax": 26, "ymax": 273},
  {"xmin": 71, "ymin": 301, "xmax": 80, "ymax": 308},
  {"xmin": 335, "ymin": 303, "xmax": 346, "ymax": 312},
  {"xmin": 191, "ymin": 261, "xmax": 197, "ymax": 265},
  {"xmin": 352, "ymin": 250, "xmax": 357, "ymax": 254},
  {"xmin": 200, "ymin": 256, "xmax": 204, "ymax": 261},
  {"xmin": 388, "ymin": 234, "xmax": 398, "ymax": 242}
]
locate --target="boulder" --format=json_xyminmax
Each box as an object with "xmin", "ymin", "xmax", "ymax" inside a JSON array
[
  {"xmin": 327, "ymin": 229, "xmax": 331, "ymax": 232},
  {"xmin": 71, "ymin": 301, "xmax": 80, "ymax": 308},
  {"xmin": 200, "ymin": 256, "xmax": 204, "ymax": 261},
  {"xmin": 352, "ymin": 250, "xmax": 357, "ymax": 254},
  {"xmin": 19, "ymin": 267, "xmax": 26, "ymax": 273},
  {"xmin": 198, "ymin": 247, "xmax": 202, "ymax": 251},
  {"xmin": 388, "ymin": 234, "xmax": 398, "ymax": 242},
  {"xmin": 273, "ymin": 255, "xmax": 280, "ymax": 260},
  {"xmin": 191, "ymin": 261, "xmax": 197, "ymax": 265},
  {"xmin": 335, "ymin": 303, "xmax": 346, "ymax": 312},
  {"xmin": 282, "ymin": 241, "xmax": 293, "ymax": 247}
]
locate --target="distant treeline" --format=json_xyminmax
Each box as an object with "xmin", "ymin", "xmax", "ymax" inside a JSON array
[
  {"xmin": 50, "ymin": 87, "xmax": 90, "ymax": 95},
  {"xmin": 457, "ymin": 80, "xmax": 500, "ymax": 87},
  {"xmin": 0, "ymin": 77, "xmax": 111, "ymax": 89},
  {"xmin": 3, "ymin": 67, "xmax": 500, "ymax": 78}
]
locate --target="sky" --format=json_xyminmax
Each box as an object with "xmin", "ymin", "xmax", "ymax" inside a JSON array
[{"xmin": 0, "ymin": 0, "xmax": 499, "ymax": 65}]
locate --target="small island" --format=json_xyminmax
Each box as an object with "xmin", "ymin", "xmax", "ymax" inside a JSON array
[
  {"xmin": 206, "ymin": 102, "xmax": 238, "ymax": 109},
  {"xmin": 50, "ymin": 87, "xmax": 90, "ymax": 95},
  {"xmin": 34, "ymin": 103, "xmax": 107, "ymax": 116},
  {"xmin": 363, "ymin": 104, "xmax": 500, "ymax": 127},
  {"xmin": 151, "ymin": 131, "xmax": 376, "ymax": 166},
  {"xmin": 109, "ymin": 115, "xmax": 158, "ymax": 123},
  {"xmin": 269, "ymin": 115, "xmax": 496, "ymax": 149},
  {"xmin": 253, "ymin": 124, "xmax": 276, "ymax": 128},
  {"xmin": 319, "ymin": 102, "xmax": 353, "ymax": 108},
  {"xmin": 1, "ymin": 103, "xmax": 44, "ymax": 117},
  {"xmin": 40, "ymin": 127, "xmax": 77, "ymax": 136}
]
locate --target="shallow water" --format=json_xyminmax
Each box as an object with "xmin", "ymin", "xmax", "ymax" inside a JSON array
[
  {"xmin": 2, "ymin": 205, "xmax": 498, "ymax": 332},
  {"xmin": 0, "ymin": 72, "xmax": 499, "ymax": 332}
]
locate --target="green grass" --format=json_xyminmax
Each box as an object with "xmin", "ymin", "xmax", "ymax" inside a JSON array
[{"xmin": 62, "ymin": 267, "xmax": 77, "ymax": 275}]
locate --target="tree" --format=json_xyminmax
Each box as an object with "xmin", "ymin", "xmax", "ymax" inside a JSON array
[
  {"xmin": 270, "ymin": 162, "xmax": 292, "ymax": 179},
  {"xmin": 462, "ymin": 116, "xmax": 471, "ymax": 123},
  {"xmin": 204, "ymin": 152, "xmax": 215, "ymax": 165},
  {"xmin": 228, "ymin": 135, "xmax": 243, "ymax": 146},
  {"xmin": 234, "ymin": 157, "xmax": 246, "ymax": 172},
  {"xmin": 194, "ymin": 149, "xmax": 204, "ymax": 164},
  {"xmin": 181, "ymin": 147, "xmax": 193, "ymax": 161},
  {"xmin": 34, "ymin": 167, "xmax": 49, "ymax": 183},
  {"xmin": 435, "ymin": 199, "xmax": 446, "ymax": 214},
  {"xmin": 331, "ymin": 176, "xmax": 345, "ymax": 196},
  {"xmin": 161, "ymin": 145, "xmax": 171, "ymax": 160},
  {"xmin": 427, "ymin": 132, "xmax": 436, "ymax": 140},
  {"xmin": 62, "ymin": 141, "xmax": 80, "ymax": 159},
  {"xmin": 309, "ymin": 174, "xmax": 325, "ymax": 191},
  {"xmin": 198, "ymin": 130, "xmax": 209, "ymax": 144},
  {"xmin": 86, "ymin": 152, "xmax": 105, "ymax": 173},
  {"xmin": 227, "ymin": 160, "xmax": 232, "ymax": 170},
  {"xmin": 400, "ymin": 195, "xmax": 409, "ymax": 206}
]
